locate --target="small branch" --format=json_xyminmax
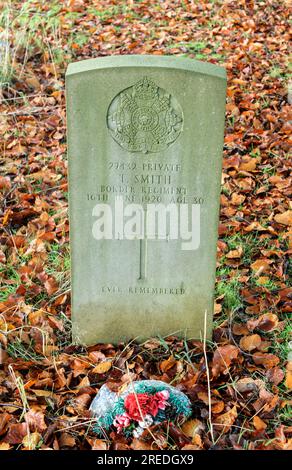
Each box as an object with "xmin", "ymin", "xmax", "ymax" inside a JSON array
[{"xmin": 203, "ymin": 310, "xmax": 215, "ymax": 445}]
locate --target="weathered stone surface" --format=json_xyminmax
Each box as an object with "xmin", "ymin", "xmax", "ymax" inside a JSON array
[{"xmin": 66, "ymin": 55, "xmax": 226, "ymax": 345}]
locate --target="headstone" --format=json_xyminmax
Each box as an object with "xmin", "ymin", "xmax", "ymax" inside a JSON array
[{"xmin": 66, "ymin": 55, "xmax": 226, "ymax": 345}]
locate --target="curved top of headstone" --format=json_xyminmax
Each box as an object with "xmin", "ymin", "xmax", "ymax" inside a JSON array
[{"xmin": 66, "ymin": 55, "xmax": 226, "ymax": 81}]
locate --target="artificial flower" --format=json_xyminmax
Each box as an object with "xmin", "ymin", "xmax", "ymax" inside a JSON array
[
  {"xmin": 124, "ymin": 393, "xmax": 151, "ymax": 420},
  {"xmin": 113, "ymin": 412, "xmax": 131, "ymax": 432}
]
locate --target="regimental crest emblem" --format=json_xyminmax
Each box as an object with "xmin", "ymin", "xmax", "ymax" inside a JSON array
[{"xmin": 107, "ymin": 77, "xmax": 183, "ymax": 154}]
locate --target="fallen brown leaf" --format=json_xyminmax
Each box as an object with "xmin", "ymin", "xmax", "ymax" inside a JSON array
[
  {"xmin": 251, "ymin": 259, "xmax": 271, "ymax": 276},
  {"xmin": 253, "ymin": 352, "xmax": 280, "ymax": 369},
  {"xmin": 24, "ymin": 409, "xmax": 47, "ymax": 432},
  {"xmin": 22, "ymin": 432, "xmax": 41, "ymax": 449},
  {"xmin": 181, "ymin": 419, "xmax": 204, "ymax": 439},
  {"xmin": 211, "ymin": 345, "xmax": 239, "ymax": 377},
  {"xmin": 92, "ymin": 361, "xmax": 112, "ymax": 374},
  {"xmin": 160, "ymin": 355, "xmax": 177, "ymax": 373},
  {"xmin": 265, "ymin": 367, "xmax": 285, "ymax": 385},
  {"xmin": 214, "ymin": 406, "xmax": 237, "ymax": 433},
  {"xmin": 88, "ymin": 438, "xmax": 107, "ymax": 450},
  {"xmin": 4, "ymin": 423, "xmax": 28, "ymax": 444},
  {"xmin": 285, "ymin": 362, "xmax": 292, "ymax": 389},
  {"xmin": 130, "ymin": 438, "xmax": 154, "ymax": 450},
  {"xmin": 253, "ymin": 415, "xmax": 267, "ymax": 431},
  {"xmin": 257, "ymin": 313, "xmax": 279, "ymax": 332},
  {"xmin": 59, "ymin": 432, "xmax": 76, "ymax": 448},
  {"xmin": 274, "ymin": 210, "xmax": 292, "ymax": 226},
  {"xmin": 239, "ymin": 334, "xmax": 261, "ymax": 352},
  {"xmin": 0, "ymin": 442, "xmax": 10, "ymax": 450}
]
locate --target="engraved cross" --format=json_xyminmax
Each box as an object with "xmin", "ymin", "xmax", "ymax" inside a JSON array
[{"xmin": 138, "ymin": 234, "xmax": 169, "ymax": 281}]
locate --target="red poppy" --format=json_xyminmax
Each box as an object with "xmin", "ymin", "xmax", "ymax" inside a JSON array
[
  {"xmin": 147, "ymin": 396, "xmax": 159, "ymax": 417},
  {"xmin": 124, "ymin": 393, "xmax": 151, "ymax": 420},
  {"xmin": 124, "ymin": 390, "xmax": 170, "ymax": 421}
]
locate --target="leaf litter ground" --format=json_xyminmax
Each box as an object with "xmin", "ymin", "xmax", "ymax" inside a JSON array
[{"xmin": 0, "ymin": 0, "xmax": 291, "ymax": 451}]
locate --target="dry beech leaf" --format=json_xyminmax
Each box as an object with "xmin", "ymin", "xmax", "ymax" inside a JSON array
[
  {"xmin": 143, "ymin": 339, "xmax": 162, "ymax": 350},
  {"xmin": 31, "ymin": 389, "xmax": 55, "ymax": 398},
  {"xmin": 0, "ymin": 413, "xmax": 11, "ymax": 434},
  {"xmin": 22, "ymin": 432, "xmax": 41, "ymax": 449},
  {"xmin": 259, "ymin": 390, "xmax": 279, "ymax": 413},
  {"xmin": 285, "ymin": 371, "xmax": 292, "ymax": 389},
  {"xmin": 192, "ymin": 433, "xmax": 203, "ymax": 447},
  {"xmin": 258, "ymin": 341, "xmax": 271, "ymax": 353},
  {"xmin": 226, "ymin": 246, "xmax": 243, "ymax": 259},
  {"xmin": 214, "ymin": 302, "xmax": 222, "ymax": 314},
  {"xmin": 24, "ymin": 409, "xmax": 47, "ymax": 432},
  {"xmin": 88, "ymin": 351, "xmax": 106, "ymax": 363},
  {"xmin": 92, "ymin": 361, "xmax": 112, "ymax": 374},
  {"xmin": 235, "ymin": 377, "xmax": 258, "ymax": 394},
  {"xmin": 44, "ymin": 277, "xmax": 59, "ymax": 295},
  {"xmin": 8, "ymin": 235, "xmax": 26, "ymax": 247},
  {"xmin": 214, "ymin": 406, "xmax": 237, "ymax": 433},
  {"xmin": 211, "ymin": 345, "xmax": 239, "ymax": 377},
  {"xmin": 71, "ymin": 358, "xmax": 91, "ymax": 377},
  {"xmin": 181, "ymin": 444, "xmax": 201, "ymax": 450},
  {"xmin": 181, "ymin": 419, "xmax": 204, "ymax": 438},
  {"xmin": 111, "ymin": 442, "xmax": 130, "ymax": 450},
  {"xmin": 4, "ymin": 423, "xmax": 28, "ymax": 444},
  {"xmin": 73, "ymin": 393, "xmax": 91, "ymax": 410},
  {"xmin": 78, "ymin": 376, "xmax": 90, "ymax": 389},
  {"xmin": 90, "ymin": 438, "xmax": 107, "ymax": 450},
  {"xmin": 231, "ymin": 192, "xmax": 245, "ymax": 205},
  {"xmin": 274, "ymin": 210, "xmax": 292, "ymax": 226},
  {"xmin": 253, "ymin": 416, "xmax": 267, "ymax": 431},
  {"xmin": 197, "ymin": 391, "xmax": 209, "ymax": 404},
  {"xmin": 257, "ymin": 313, "xmax": 279, "ymax": 332},
  {"xmin": 232, "ymin": 323, "xmax": 249, "ymax": 335},
  {"xmin": 239, "ymin": 334, "xmax": 261, "ymax": 352},
  {"xmin": 0, "ymin": 176, "xmax": 11, "ymax": 191},
  {"xmin": 285, "ymin": 362, "xmax": 292, "ymax": 389},
  {"xmin": 239, "ymin": 158, "xmax": 258, "ymax": 172},
  {"xmin": 245, "ymin": 221, "xmax": 267, "ymax": 232},
  {"xmin": 266, "ymin": 367, "xmax": 285, "ymax": 385},
  {"xmin": 0, "ymin": 250, "xmax": 6, "ymax": 264},
  {"xmin": 251, "ymin": 259, "xmax": 271, "ymax": 276},
  {"xmin": 25, "ymin": 75, "xmax": 41, "ymax": 90},
  {"xmin": 253, "ymin": 352, "xmax": 280, "ymax": 369},
  {"xmin": 212, "ymin": 401, "xmax": 225, "ymax": 414},
  {"xmin": 59, "ymin": 432, "xmax": 76, "ymax": 448},
  {"xmin": 160, "ymin": 355, "xmax": 177, "ymax": 372},
  {"xmin": 130, "ymin": 438, "xmax": 154, "ymax": 450},
  {"xmin": 0, "ymin": 442, "xmax": 10, "ymax": 450},
  {"xmin": 196, "ymin": 391, "xmax": 224, "ymax": 414},
  {"xmin": 256, "ymin": 276, "xmax": 270, "ymax": 285}
]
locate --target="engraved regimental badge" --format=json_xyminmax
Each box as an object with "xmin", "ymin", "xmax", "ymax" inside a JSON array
[{"xmin": 107, "ymin": 77, "xmax": 183, "ymax": 154}]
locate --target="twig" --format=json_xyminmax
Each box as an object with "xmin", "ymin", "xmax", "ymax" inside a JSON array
[{"xmin": 203, "ymin": 310, "xmax": 215, "ymax": 445}]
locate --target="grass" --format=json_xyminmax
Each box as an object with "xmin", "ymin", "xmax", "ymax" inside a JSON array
[
  {"xmin": 214, "ymin": 230, "xmax": 288, "ymax": 329},
  {"xmin": 222, "ymin": 233, "xmax": 281, "ymax": 268},
  {"xmin": 216, "ymin": 269, "xmax": 243, "ymax": 312},
  {"xmin": 7, "ymin": 336, "xmax": 45, "ymax": 362},
  {"xmin": 0, "ymin": 0, "xmax": 113, "ymax": 87},
  {"xmin": 276, "ymin": 404, "xmax": 292, "ymax": 426},
  {"xmin": 270, "ymin": 315, "xmax": 292, "ymax": 363},
  {"xmin": 269, "ymin": 66, "xmax": 290, "ymax": 80},
  {"xmin": 0, "ymin": 263, "xmax": 21, "ymax": 301},
  {"xmin": 0, "ymin": 240, "xmax": 70, "ymax": 307},
  {"xmin": 87, "ymin": 5, "xmax": 122, "ymax": 21},
  {"xmin": 0, "ymin": 0, "xmax": 63, "ymax": 87},
  {"xmin": 167, "ymin": 40, "xmax": 226, "ymax": 62},
  {"xmin": 45, "ymin": 242, "xmax": 70, "ymax": 302},
  {"xmin": 46, "ymin": 242, "xmax": 70, "ymax": 274}
]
